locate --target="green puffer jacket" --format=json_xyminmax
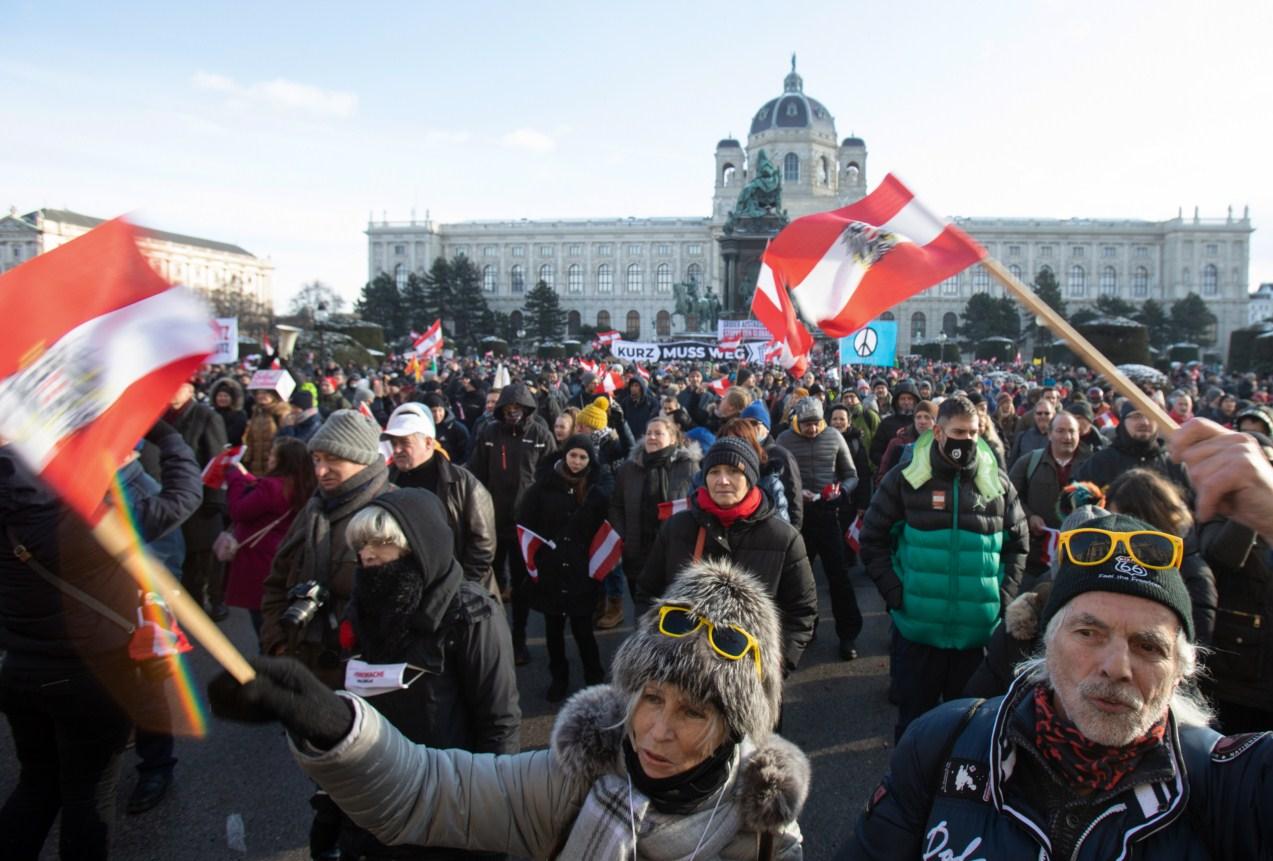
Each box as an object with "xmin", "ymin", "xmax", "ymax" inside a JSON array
[{"xmin": 860, "ymin": 432, "xmax": 1029, "ymax": 649}]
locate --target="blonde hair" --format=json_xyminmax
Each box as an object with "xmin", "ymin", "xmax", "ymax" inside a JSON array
[
  {"xmin": 646, "ymin": 414, "xmax": 682, "ymax": 443},
  {"xmin": 346, "ymin": 505, "xmax": 409, "ymax": 552},
  {"xmin": 619, "ymin": 684, "xmax": 728, "ymax": 759}
]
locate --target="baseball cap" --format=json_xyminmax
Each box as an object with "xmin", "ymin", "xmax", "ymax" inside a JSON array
[{"xmin": 381, "ymin": 403, "xmax": 436, "ymax": 440}]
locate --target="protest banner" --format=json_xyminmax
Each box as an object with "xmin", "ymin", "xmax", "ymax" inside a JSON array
[
  {"xmin": 210, "ymin": 317, "xmax": 238, "ymax": 364},
  {"xmin": 838, "ymin": 319, "xmax": 898, "ymax": 368}
]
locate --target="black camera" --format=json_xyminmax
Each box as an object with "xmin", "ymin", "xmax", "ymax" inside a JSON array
[{"xmin": 281, "ymin": 580, "xmax": 328, "ymax": 630}]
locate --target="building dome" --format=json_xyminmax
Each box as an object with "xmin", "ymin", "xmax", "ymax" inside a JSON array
[
  {"xmin": 748, "ymin": 57, "xmax": 836, "ymax": 138},
  {"xmin": 716, "ymin": 138, "xmax": 742, "ymax": 149},
  {"xmin": 841, "ymin": 136, "xmax": 864, "ymax": 147}
]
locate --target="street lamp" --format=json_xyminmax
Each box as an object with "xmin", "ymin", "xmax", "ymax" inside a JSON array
[{"xmin": 315, "ymin": 300, "xmax": 330, "ymax": 370}]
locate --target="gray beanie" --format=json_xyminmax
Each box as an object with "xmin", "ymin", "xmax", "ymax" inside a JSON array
[
  {"xmin": 612, "ymin": 557, "xmax": 783, "ymax": 740},
  {"xmin": 702, "ymin": 437, "xmax": 761, "ymax": 488},
  {"xmin": 793, "ymin": 396, "xmax": 824, "ymax": 423},
  {"xmin": 308, "ymin": 409, "xmax": 382, "ymax": 465}
]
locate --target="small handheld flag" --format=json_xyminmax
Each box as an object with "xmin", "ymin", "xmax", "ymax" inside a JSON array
[{"xmin": 589, "ymin": 522, "xmax": 623, "ymax": 581}]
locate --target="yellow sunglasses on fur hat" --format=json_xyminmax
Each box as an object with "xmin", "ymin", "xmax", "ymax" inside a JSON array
[{"xmin": 656, "ymin": 605, "xmax": 763, "ymax": 679}]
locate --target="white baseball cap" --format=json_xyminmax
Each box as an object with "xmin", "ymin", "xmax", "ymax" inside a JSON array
[{"xmin": 381, "ymin": 403, "xmax": 436, "ymax": 440}]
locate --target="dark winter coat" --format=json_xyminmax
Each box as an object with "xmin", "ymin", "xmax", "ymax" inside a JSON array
[
  {"xmin": 762, "ymin": 436, "xmax": 804, "ymax": 530},
  {"xmin": 167, "ymin": 398, "xmax": 228, "ymax": 546},
  {"xmin": 636, "ymin": 490, "xmax": 817, "ymax": 672},
  {"xmin": 1198, "ymin": 516, "xmax": 1273, "ymax": 712},
  {"xmin": 1008, "ymin": 444, "xmax": 1089, "ymax": 530},
  {"xmin": 210, "ymin": 376, "xmax": 248, "ymax": 447},
  {"xmin": 869, "ymin": 410, "xmax": 914, "ymax": 468},
  {"xmin": 277, "ymin": 409, "xmax": 322, "ymax": 445},
  {"xmin": 608, "ymin": 444, "xmax": 700, "ymax": 578},
  {"xmin": 860, "ymin": 433, "xmax": 1029, "ymax": 650},
  {"xmin": 776, "ymin": 425, "xmax": 858, "ymax": 498},
  {"xmin": 0, "ymin": 427, "xmax": 202, "ymax": 668},
  {"xmin": 517, "ymin": 463, "xmax": 609, "ymax": 617},
  {"xmin": 1073, "ymin": 423, "xmax": 1192, "ymax": 495},
  {"xmin": 1006, "ymin": 420, "xmax": 1050, "ymax": 467},
  {"xmin": 340, "ymin": 488, "xmax": 520, "ymax": 861},
  {"xmin": 677, "ymin": 386, "xmax": 716, "ymax": 428},
  {"xmin": 617, "ymin": 377, "xmax": 658, "ymax": 440},
  {"xmin": 849, "ymin": 672, "xmax": 1273, "ymax": 860},
  {"xmin": 467, "ymin": 383, "xmax": 557, "ymax": 539},
  {"xmin": 390, "ymin": 456, "xmax": 498, "ymax": 595}
]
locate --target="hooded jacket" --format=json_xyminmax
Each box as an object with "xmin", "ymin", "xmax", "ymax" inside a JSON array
[
  {"xmin": 617, "ymin": 376, "xmax": 658, "ymax": 440},
  {"xmin": 1073, "ymin": 422, "xmax": 1193, "ymax": 495},
  {"xmin": 429, "ymin": 402, "xmax": 472, "ymax": 463},
  {"xmin": 210, "ymin": 376, "xmax": 248, "ymax": 447},
  {"xmin": 294, "ymin": 684, "xmax": 809, "ymax": 860},
  {"xmin": 636, "ymin": 491, "xmax": 817, "ymax": 672},
  {"xmin": 860, "ymin": 432, "xmax": 1029, "ymax": 650},
  {"xmin": 467, "ymin": 383, "xmax": 557, "ymax": 539},
  {"xmin": 851, "ymin": 672, "xmax": 1273, "ymax": 860},
  {"xmin": 868, "ymin": 380, "xmax": 919, "ymax": 467}
]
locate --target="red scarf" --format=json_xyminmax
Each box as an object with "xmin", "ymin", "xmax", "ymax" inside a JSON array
[
  {"xmin": 694, "ymin": 485, "xmax": 761, "ymax": 528},
  {"xmin": 1032, "ymin": 684, "xmax": 1167, "ymax": 793}
]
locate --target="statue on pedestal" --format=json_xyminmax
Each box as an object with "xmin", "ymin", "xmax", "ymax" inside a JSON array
[{"xmin": 724, "ymin": 150, "xmax": 787, "ymax": 235}]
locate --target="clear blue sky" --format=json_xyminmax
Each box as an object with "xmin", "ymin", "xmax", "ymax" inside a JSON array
[{"xmin": 5, "ymin": 0, "xmax": 1271, "ymax": 310}]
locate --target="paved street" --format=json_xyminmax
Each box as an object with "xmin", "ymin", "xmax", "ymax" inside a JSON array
[{"xmin": 0, "ymin": 567, "xmax": 897, "ymax": 860}]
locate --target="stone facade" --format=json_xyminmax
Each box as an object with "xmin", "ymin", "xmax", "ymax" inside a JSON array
[
  {"xmin": 369, "ymin": 61, "xmax": 1251, "ymax": 357},
  {"xmin": 0, "ymin": 208, "xmax": 274, "ymax": 308}
]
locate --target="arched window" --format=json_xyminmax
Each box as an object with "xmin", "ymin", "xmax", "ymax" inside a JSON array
[
  {"xmin": 1008, "ymin": 263, "xmax": 1023, "ymax": 281},
  {"xmin": 722, "ymin": 163, "xmax": 736, "ymax": 185},
  {"xmin": 880, "ymin": 311, "xmax": 895, "ymax": 321},
  {"xmin": 597, "ymin": 310, "xmax": 611, "ymax": 330},
  {"xmin": 686, "ymin": 263, "xmax": 702, "ymax": 285},
  {"xmin": 509, "ymin": 310, "xmax": 524, "ymax": 334},
  {"xmin": 1068, "ymin": 265, "xmax": 1086, "ymax": 297},
  {"xmin": 482, "ymin": 265, "xmax": 497, "ymax": 292},
  {"xmin": 656, "ymin": 310, "xmax": 671, "ymax": 337},
  {"xmin": 1202, "ymin": 263, "xmax": 1218, "ymax": 296},
  {"xmin": 942, "ymin": 312, "xmax": 959, "ymax": 336},
  {"xmin": 625, "ymin": 263, "xmax": 642, "ymax": 293},
  {"xmin": 597, "ymin": 264, "xmax": 613, "ymax": 293},
  {"xmin": 972, "ymin": 266, "xmax": 990, "ymax": 293},
  {"xmin": 783, "ymin": 153, "xmax": 799, "ymax": 182},
  {"xmin": 655, "ymin": 263, "xmax": 672, "ymax": 294},
  {"xmin": 911, "ymin": 312, "xmax": 926, "ymax": 342},
  {"xmin": 394, "ymin": 263, "xmax": 407, "ymax": 291},
  {"xmin": 844, "ymin": 161, "xmax": 860, "ymax": 182},
  {"xmin": 510, "ymin": 264, "xmax": 525, "ymax": 294},
  {"xmin": 819, "ymin": 156, "xmax": 830, "ymax": 186},
  {"xmin": 626, "ymin": 310, "xmax": 641, "ymax": 339},
  {"xmin": 1037, "ymin": 265, "xmax": 1054, "ymax": 282},
  {"xmin": 567, "ymin": 310, "xmax": 581, "ymax": 336},
  {"xmin": 1100, "ymin": 266, "xmax": 1117, "ymax": 295},
  {"xmin": 539, "ymin": 263, "xmax": 554, "ymax": 289},
  {"xmin": 1132, "ymin": 266, "xmax": 1149, "ymax": 297},
  {"xmin": 567, "ymin": 264, "xmax": 583, "ymax": 293}
]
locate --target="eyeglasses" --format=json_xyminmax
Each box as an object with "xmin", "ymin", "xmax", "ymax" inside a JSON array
[
  {"xmin": 1057, "ymin": 528, "xmax": 1183, "ymax": 571},
  {"xmin": 656, "ymin": 605, "xmax": 763, "ymax": 678}
]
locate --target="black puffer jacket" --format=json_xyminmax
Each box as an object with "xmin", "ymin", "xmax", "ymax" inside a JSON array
[
  {"xmin": 341, "ymin": 488, "xmax": 520, "ymax": 860},
  {"xmin": 167, "ymin": 398, "xmax": 228, "ymax": 546},
  {"xmin": 467, "ymin": 383, "xmax": 557, "ymax": 539},
  {"xmin": 636, "ymin": 489, "xmax": 817, "ymax": 672},
  {"xmin": 517, "ymin": 459, "xmax": 610, "ymax": 617},
  {"xmin": 1073, "ymin": 423, "xmax": 1192, "ymax": 495},
  {"xmin": 609, "ymin": 444, "xmax": 700, "ymax": 577},
  {"xmin": 1198, "ymin": 515, "xmax": 1273, "ymax": 713},
  {"xmin": 390, "ymin": 456, "xmax": 498, "ymax": 595}
]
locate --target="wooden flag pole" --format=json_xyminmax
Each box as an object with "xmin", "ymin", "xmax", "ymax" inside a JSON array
[
  {"xmin": 981, "ymin": 256, "xmax": 1179, "ymax": 433},
  {"xmin": 91, "ymin": 508, "xmax": 256, "ymax": 683}
]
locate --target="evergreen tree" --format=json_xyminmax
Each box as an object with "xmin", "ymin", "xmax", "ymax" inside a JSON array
[
  {"xmin": 523, "ymin": 280, "xmax": 566, "ymax": 341},
  {"xmin": 354, "ymin": 272, "xmax": 404, "ymax": 338},
  {"xmin": 417, "ymin": 259, "xmax": 452, "ymax": 332},
  {"xmin": 1094, "ymin": 295, "xmax": 1138, "ymax": 318},
  {"xmin": 1135, "ymin": 299, "xmax": 1171, "ymax": 351},
  {"xmin": 450, "ymin": 256, "xmax": 492, "ymax": 349},
  {"xmin": 1168, "ymin": 292, "xmax": 1218, "ymax": 346},
  {"xmin": 1069, "ymin": 307, "xmax": 1099, "ymax": 327},
  {"xmin": 958, "ymin": 294, "xmax": 1020, "ymax": 346},
  {"xmin": 1027, "ymin": 269, "xmax": 1067, "ymax": 345}
]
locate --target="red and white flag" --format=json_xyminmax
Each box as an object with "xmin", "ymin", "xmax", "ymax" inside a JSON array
[
  {"xmin": 517, "ymin": 525, "xmax": 555, "ymax": 580},
  {"xmin": 719, "ymin": 331, "xmax": 743, "ymax": 352},
  {"xmin": 589, "ymin": 522, "xmax": 624, "ymax": 581},
  {"xmin": 357, "ymin": 400, "xmax": 379, "ymax": 425},
  {"xmin": 751, "ymin": 251, "xmax": 813, "ymax": 377},
  {"xmin": 1039, "ymin": 528, "xmax": 1061, "ymax": 567},
  {"xmin": 706, "ymin": 376, "xmax": 731, "ymax": 398},
  {"xmin": 593, "ymin": 330, "xmax": 621, "ymax": 351},
  {"xmin": 634, "ymin": 364, "xmax": 650, "ymax": 383},
  {"xmin": 201, "ymin": 445, "xmax": 245, "ymax": 489},
  {"xmin": 577, "ymin": 357, "xmax": 600, "ymax": 376},
  {"xmin": 412, "ymin": 319, "xmax": 443, "ymax": 358},
  {"xmin": 845, "ymin": 512, "xmax": 865, "ymax": 552},
  {"xmin": 760, "ymin": 174, "xmax": 986, "ymax": 339},
  {"xmin": 820, "ymin": 482, "xmax": 841, "ymax": 501},
  {"xmin": 1094, "ymin": 411, "xmax": 1119, "ymax": 431},
  {"xmin": 658, "ymin": 497, "xmax": 690, "ymax": 521},
  {"xmin": 0, "ymin": 218, "xmax": 215, "ymax": 522},
  {"xmin": 595, "ymin": 370, "xmax": 624, "ymax": 395}
]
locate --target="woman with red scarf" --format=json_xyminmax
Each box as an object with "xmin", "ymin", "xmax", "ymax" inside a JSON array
[{"xmin": 635, "ymin": 437, "xmax": 818, "ymax": 674}]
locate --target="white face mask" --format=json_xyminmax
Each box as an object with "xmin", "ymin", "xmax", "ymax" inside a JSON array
[{"xmin": 344, "ymin": 658, "xmax": 424, "ymax": 697}]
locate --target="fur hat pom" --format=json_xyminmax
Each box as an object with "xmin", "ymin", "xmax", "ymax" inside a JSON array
[
  {"xmin": 549, "ymin": 685, "xmax": 626, "ymax": 786},
  {"xmin": 736, "ymin": 736, "xmax": 811, "ymax": 830}
]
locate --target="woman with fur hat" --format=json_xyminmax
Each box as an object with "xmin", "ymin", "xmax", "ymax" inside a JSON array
[
  {"xmin": 210, "ymin": 376, "xmax": 248, "ymax": 446},
  {"xmin": 637, "ymin": 438, "xmax": 817, "ymax": 675},
  {"xmin": 518, "ymin": 433, "xmax": 610, "ymax": 701},
  {"xmin": 209, "ymin": 558, "xmax": 811, "ymax": 859}
]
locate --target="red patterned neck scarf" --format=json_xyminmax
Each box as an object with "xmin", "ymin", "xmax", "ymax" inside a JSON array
[
  {"xmin": 694, "ymin": 485, "xmax": 761, "ymax": 528},
  {"xmin": 1032, "ymin": 684, "xmax": 1167, "ymax": 793}
]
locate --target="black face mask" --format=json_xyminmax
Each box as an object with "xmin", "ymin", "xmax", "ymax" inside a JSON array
[{"xmin": 941, "ymin": 436, "xmax": 975, "ymax": 466}]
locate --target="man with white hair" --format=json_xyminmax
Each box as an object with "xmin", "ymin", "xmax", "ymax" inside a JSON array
[
  {"xmin": 847, "ymin": 513, "xmax": 1272, "ymax": 860},
  {"xmin": 382, "ymin": 403, "xmax": 497, "ymax": 595}
]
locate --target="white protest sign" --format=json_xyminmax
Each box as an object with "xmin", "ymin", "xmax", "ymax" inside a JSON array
[{"xmin": 210, "ymin": 317, "xmax": 238, "ymax": 364}]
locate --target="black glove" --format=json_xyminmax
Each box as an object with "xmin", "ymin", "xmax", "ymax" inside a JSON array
[
  {"xmin": 207, "ymin": 656, "xmax": 353, "ymax": 749},
  {"xmin": 145, "ymin": 419, "xmax": 181, "ymax": 445}
]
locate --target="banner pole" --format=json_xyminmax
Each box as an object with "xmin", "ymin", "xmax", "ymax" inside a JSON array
[
  {"xmin": 981, "ymin": 256, "xmax": 1178, "ymax": 432},
  {"xmin": 90, "ymin": 508, "xmax": 256, "ymax": 683}
]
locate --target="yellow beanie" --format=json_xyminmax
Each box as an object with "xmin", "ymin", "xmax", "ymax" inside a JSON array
[{"xmin": 577, "ymin": 397, "xmax": 610, "ymax": 431}]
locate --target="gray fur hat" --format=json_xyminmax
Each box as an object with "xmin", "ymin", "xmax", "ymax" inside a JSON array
[
  {"xmin": 612, "ymin": 557, "xmax": 782, "ymax": 741},
  {"xmin": 308, "ymin": 409, "xmax": 382, "ymax": 465},
  {"xmin": 792, "ymin": 396, "xmax": 823, "ymax": 423}
]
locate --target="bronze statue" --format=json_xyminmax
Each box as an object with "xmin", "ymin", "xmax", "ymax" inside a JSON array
[{"xmin": 724, "ymin": 150, "xmax": 785, "ymax": 234}]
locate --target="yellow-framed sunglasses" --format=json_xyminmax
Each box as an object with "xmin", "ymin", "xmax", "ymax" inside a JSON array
[
  {"xmin": 656, "ymin": 605, "xmax": 764, "ymax": 679},
  {"xmin": 1057, "ymin": 528, "xmax": 1184, "ymax": 571}
]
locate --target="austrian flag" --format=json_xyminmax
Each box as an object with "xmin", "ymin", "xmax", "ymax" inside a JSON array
[
  {"xmin": 595, "ymin": 370, "xmax": 624, "ymax": 396},
  {"xmin": 413, "ymin": 319, "xmax": 443, "ymax": 358},
  {"xmin": 658, "ymin": 497, "xmax": 690, "ymax": 520},
  {"xmin": 760, "ymin": 174, "xmax": 986, "ymax": 338},
  {"xmin": 517, "ymin": 525, "xmax": 555, "ymax": 579},
  {"xmin": 0, "ymin": 219, "xmax": 214, "ymax": 523},
  {"xmin": 589, "ymin": 522, "xmax": 623, "ymax": 581}
]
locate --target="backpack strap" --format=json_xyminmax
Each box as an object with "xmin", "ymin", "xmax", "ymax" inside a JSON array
[
  {"xmin": 1026, "ymin": 446, "xmax": 1046, "ymax": 481},
  {"xmin": 925, "ymin": 698, "xmax": 986, "ymax": 822},
  {"xmin": 6, "ymin": 527, "xmax": 136, "ymax": 634}
]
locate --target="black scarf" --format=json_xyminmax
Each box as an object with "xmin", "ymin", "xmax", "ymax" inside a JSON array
[
  {"xmin": 351, "ymin": 557, "xmax": 424, "ymax": 663},
  {"xmin": 554, "ymin": 458, "xmax": 590, "ymax": 503},
  {"xmin": 320, "ymin": 458, "xmax": 389, "ymax": 515},
  {"xmin": 622, "ymin": 736, "xmax": 737, "ymax": 815},
  {"xmin": 640, "ymin": 446, "xmax": 675, "ymax": 550}
]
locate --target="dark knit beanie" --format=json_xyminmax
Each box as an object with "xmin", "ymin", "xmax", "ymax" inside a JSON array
[
  {"xmin": 308, "ymin": 409, "xmax": 382, "ymax": 465},
  {"xmin": 290, "ymin": 389, "xmax": 314, "ymax": 410},
  {"xmin": 1042, "ymin": 514, "xmax": 1195, "ymax": 641},
  {"xmin": 1065, "ymin": 401, "xmax": 1095, "ymax": 423},
  {"xmin": 702, "ymin": 437, "xmax": 760, "ymax": 488}
]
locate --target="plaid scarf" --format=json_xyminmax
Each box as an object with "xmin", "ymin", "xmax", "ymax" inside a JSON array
[{"xmin": 1032, "ymin": 684, "xmax": 1167, "ymax": 793}]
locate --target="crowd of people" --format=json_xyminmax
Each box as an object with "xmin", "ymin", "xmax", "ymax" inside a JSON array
[{"xmin": 2, "ymin": 344, "xmax": 1272, "ymax": 859}]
